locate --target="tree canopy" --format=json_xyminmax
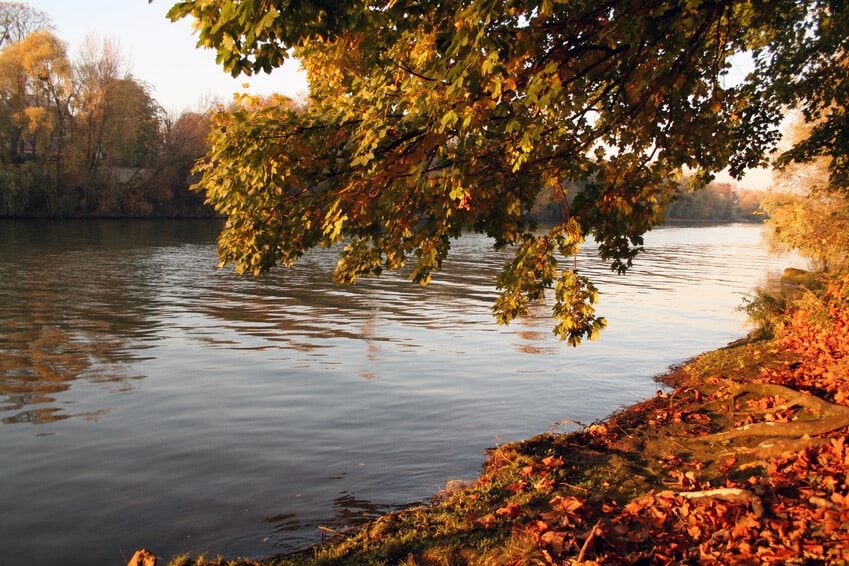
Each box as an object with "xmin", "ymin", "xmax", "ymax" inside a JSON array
[{"xmin": 166, "ymin": 0, "xmax": 848, "ymax": 344}]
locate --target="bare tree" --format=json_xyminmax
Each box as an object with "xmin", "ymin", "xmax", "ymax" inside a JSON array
[
  {"xmin": 73, "ymin": 35, "xmax": 129, "ymax": 179},
  {"xmin": 0, "ymin": 2, "xmax": 52, "ymax": 47}
]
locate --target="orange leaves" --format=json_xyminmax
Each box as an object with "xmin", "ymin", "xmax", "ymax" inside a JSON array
[
  {"xmin": 475, "ymin": 513, "xmax": 497, "ymax": 529},
  {"xmin": 767, "ymin": 273, "xmax": 849, "ymax": 404},
  {"xmin": 495, "ymin": 502, "xmax": 521, "ymax": 518},
  {"xmin": 549, "ymin": 495, "xmax": 584, "ymax": 514},
  {"xmin": 542, "ymin": 495, "xmax": 587, "ymax": 530},
  {"xmin": 520, "ymin": 454, "xmax": 565, "ymax": 479},
  {"xmin": 502, "ymin": 423, "xmax": 849, "ymax": 563},
  {"xmin": 603, "ymin": 488, "xmax": 763, "ymax": 562},
  {"xmin": 527, "ymin": 495, "xmax": 591, "ymax": 564},
  {"xmin": 745, "ymin": 394, "xmax": 787, "ymax": 412},
  {"xmin": 585, "ymin": 423, "xmax": 609, "ymax": 437},
  {"xmin": 478, "ymin": 277, "xmax": 849, "ymax": 564},
  {"xmin": 719, "ymin": 457, "xmax": 738, "ymax": 474},
  {"xmin": 668, "ymin": 469, "xmax": 700, "ymax": 490},
  {"xmin": 474, "ymin": 453, "xmax": 573, "ymax": 534},
  {"xmin": 647, "ymin": 391, "xmax": 713, "ymax": 435},
  {"xmin": 541, "ymin": 455, "xmax": 565, "ymax": 469}
]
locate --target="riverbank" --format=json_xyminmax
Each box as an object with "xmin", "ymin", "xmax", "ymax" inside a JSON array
[
  {"xmin": 151, "ymin": 274, "xmax": 849, "ymax": 565},
  {"xmin": 157, "ymin": 348, "xmax": 848, "ymax": 561}
]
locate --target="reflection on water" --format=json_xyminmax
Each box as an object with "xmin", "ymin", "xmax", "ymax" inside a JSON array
[
  {"xmin": 0, "ymin": 220, "xmax": 800, "ymax": 565},
  {"xmin": 0, "ymin": 221, "xmax": 204, "ymax": 425}
]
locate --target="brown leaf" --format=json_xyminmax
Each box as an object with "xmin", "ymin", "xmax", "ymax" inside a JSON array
[
  {"xmin": 550, "ymin": 495, "xmax": 585, "ymax": 513},
  {"xmin": 496, "ymin": 502, "xmax": 521, "ymax": 518},
  {"xmin": 541, "ymin": 455, "xmax": 565, "ymax": 468},
  {"xmin": 476, "ymin": 513, "xmax": 496, "ymax": 529}
]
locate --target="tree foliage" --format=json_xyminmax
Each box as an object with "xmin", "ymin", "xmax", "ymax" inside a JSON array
[
  {"xmin": 0, "ymin": 23, "xmax": 215, "ymax": 217},
  {"xmin": 762, "ymin": 113, "xmax": 849, "ymax": 273},
  {"xmin": 166, "ymin": 0, "xmax": 848, "ymax": 343},
  {"xmin": 762, "ymin": 192, "xmax": 849, "ymax": 273},
  {"xmin": 765, "ymin": 27, "xmax": 849, "ymax": 192}
]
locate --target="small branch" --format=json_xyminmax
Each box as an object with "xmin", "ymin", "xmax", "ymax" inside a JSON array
[
  {"xmin": 388, "ymin": 58, "xmax": 447, "ymax": 84},
  {"xmin": 576, "ymin": 519, "xmax": 603, "ymax": 562},
  {"xmin": 560, "ymin": 482, "xmax": 590, "ymax": 494}
]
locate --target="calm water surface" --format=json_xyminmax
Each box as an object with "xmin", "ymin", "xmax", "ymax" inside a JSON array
[{"xmin": 0, "ymin": 220, "xmax": 799, "ymax": 565}]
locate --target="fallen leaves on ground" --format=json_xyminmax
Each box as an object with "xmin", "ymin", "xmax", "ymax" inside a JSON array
[{"xmin": 517, "ymin": 275, "xmax": 849, "ymax": 564}]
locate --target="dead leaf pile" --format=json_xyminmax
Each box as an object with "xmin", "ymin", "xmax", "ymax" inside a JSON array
[{"xmin": 762, "ymin": 274, "xmax": 849, "ymax": 402}]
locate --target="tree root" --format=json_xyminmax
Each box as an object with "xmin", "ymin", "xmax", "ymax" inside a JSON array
[
  {"xmin": 732, "ymin": 436, "xmax": 832, "ymax": 458},
  {"xmin": 699, "ymin": 383, "xmax": 849, "ymax": 442},
  {"xmin": 675, "ymin": 487, "xmax": 765, "ymax": 517}
]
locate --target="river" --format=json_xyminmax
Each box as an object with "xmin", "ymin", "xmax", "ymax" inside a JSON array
[{"xmin": 0, "ymin": 220, "xmax": 799, "ymax": 565}]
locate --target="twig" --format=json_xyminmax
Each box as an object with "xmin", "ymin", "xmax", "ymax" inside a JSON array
[
  {"xmin": 576, "ymin": 519, "xmax": 602, "ymax": 562},
  {"xmin": 560, "ymin": 481, "xmax": 590, "ymax": 494}
]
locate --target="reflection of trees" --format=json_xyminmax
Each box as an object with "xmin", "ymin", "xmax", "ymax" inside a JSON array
[
  {"xmin": 190, "ymin": 233, "xmax": 572, "ymax": 368},
  {"xmin": 0, "ymin": 221, "xmax": 189, "ymax": 425},
  {"xmin": 1, "ymin": 324, "xmax": 84, "ymax": 423},
  {"xmin": 0, "ymin": 317, "xmax": 142, "ymax": 424},
  {"xmin": 194, "ymin": 238, "xmax": 509, "ymax": 345}
]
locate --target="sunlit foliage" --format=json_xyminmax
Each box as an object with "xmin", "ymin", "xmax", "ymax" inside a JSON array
[
  {"xmin": 763, "ymin": 113, "xmax": 849, "ymax": 272},
  {"xmin": 167, "ymin": 0, "xmax": 848, "ymax": 342}
]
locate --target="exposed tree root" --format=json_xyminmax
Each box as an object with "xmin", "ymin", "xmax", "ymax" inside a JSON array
[
  {"xmin": 675, "ymin": 488, "xmax": 765, "ymax": 517},
  {"xmin": 731, "ymin": 436, "xmax": 832, "ymax": 458},
  {"xmin": 699, "ymin": 383, "xmax": 849, "ymax": 442}
]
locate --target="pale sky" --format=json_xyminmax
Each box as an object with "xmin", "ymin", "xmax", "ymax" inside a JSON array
[{"xmin": 25, "ymin": 0, "xmax": 309, "ymax": 114}]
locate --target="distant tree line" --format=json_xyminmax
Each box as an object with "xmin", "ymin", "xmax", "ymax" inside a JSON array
[
  {"xmin": 0, "ymin": 2, "xmax": 214, "ymax": 217},
  {"xmin": 664, "ymin": 182, "xmax": 766, "ymax": 223},
  {"xmin": 531, "ymin": 179, "xmax": 766, "ymax": 224}
]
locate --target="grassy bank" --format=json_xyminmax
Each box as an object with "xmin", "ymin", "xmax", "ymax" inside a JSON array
[{"xmin": 160, "ymin": 274, "xmax": 849, "ymax": 566}]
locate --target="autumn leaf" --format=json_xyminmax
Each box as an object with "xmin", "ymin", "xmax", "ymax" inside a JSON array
[
  {"xmin": 495, "ymin": 502, "xmax": 521, "ymax": 518},
  {"xmin": 475, "ymin": 514, "xmax": 497, "ymax": 529}
]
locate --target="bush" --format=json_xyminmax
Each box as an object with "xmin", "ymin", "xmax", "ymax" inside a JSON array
[{"xmin": 742, "ymin": 268, "xmax": 830, "ymax": 339}]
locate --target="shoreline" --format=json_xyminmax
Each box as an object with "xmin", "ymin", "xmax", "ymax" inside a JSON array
[{"xmin": 151, "ymin": 328, "xmax": 849, "ymax": 565}]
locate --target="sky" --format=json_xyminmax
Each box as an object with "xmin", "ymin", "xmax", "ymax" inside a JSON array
[{"xmin": 25, "ymin": 0, "xmax": 309, "ymax": 114}]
